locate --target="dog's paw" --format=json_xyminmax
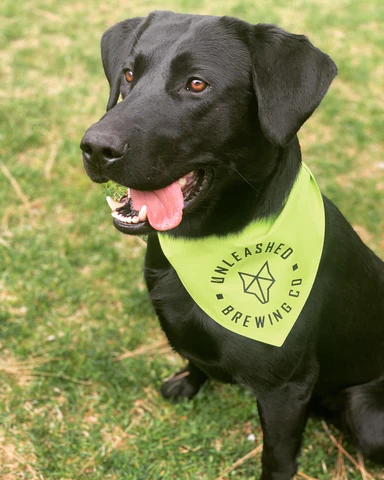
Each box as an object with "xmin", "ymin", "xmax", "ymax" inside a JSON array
[{"xmin": 161, "ymin": 368, "xmax": 206, "ymax": 402}]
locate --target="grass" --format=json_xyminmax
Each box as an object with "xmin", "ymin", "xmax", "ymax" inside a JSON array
[{"xmin": 0, "ymin": 0, "xmax": 383, "ymax": 478}]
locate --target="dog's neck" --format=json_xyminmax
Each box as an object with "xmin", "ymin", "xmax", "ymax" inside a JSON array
[{"xmin": 255, "ymin": 137, "xmax": 302, "ymax": 219}]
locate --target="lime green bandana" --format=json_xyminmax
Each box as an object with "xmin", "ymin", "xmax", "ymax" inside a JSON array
[{"xmin": 158, "ymin": 164, "xmax": 325, "ymax": 347}]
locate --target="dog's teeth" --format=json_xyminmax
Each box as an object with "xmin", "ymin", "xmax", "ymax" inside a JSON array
[
  {"xmin": 138, "ymin": 205, "xmax": 147, "ymax": 222},
  {"xmin": 127, "ymin": 188, "xmax": 131, "ymax": 199},
  {"xmin": 178, "ymin": 178, "xmax": 187, "ymax": 187},
  {"xmin": 131, "ymin": 216, "xmax": 139, "ymax": 224},
  {"xmin": 106, "ymin": 196, "xmax": 126, "ymax": 211},
  {"xmin": 120, "ymin": 214, "xmax": 131, "ymax": 224},
  {"xmin": 111, "ymin": 211, "xmax": 133, "ymax": 224},
  {"xmin": 178, "ymin": 171, "xmax": 195, "ymax": 187}
]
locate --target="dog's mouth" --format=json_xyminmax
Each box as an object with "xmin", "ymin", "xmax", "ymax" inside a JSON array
[{"xmin": 107, "ymin": 169, "xmax": 212, "ymax": 234}]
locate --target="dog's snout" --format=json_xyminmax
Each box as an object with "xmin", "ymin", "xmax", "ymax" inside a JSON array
[{"xmin": 80, "ymin": 130, "xmax": 128, "ymax": 167}]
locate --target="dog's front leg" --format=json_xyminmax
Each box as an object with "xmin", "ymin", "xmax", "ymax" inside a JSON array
[
  {"xmin": 256, "ymin": 377, "xmax": 316, "ymax": 480},
  {"xmin": 161, "ymin": 360, "xmax": 208, "ymax": 401}
]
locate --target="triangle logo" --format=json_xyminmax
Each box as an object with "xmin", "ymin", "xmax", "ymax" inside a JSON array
[{"xmin": 239, "ymin": 261, "xmax": 275, "ymax": 304}]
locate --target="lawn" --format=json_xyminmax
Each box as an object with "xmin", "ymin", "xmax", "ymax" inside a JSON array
[{"xmin": 0, "ymin": 0, "xmax": 383, "ymax": 479}]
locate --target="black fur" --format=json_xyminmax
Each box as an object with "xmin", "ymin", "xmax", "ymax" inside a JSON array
[{"xmin": 81, "ymin": 11, "xmax": 384, "ymax": 479}]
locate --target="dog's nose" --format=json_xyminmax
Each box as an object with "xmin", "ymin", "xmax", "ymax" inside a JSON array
[{"xmin": 80, "ymin": 131, "xmax": 128, "ymax": 167}]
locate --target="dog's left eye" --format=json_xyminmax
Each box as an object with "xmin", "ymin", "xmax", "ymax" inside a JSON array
[
  {"xmin": 187, "ymin": 78, "xmax": 208, "ymax": 93},
  {"xmin": 124, "ymin": 70, "xmax": 134, "ymax": 83}
]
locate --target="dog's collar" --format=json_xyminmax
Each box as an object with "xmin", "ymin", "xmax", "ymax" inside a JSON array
[{"xmin": 158, "ymin": 164, "xmax": 325, "ymax": 347}]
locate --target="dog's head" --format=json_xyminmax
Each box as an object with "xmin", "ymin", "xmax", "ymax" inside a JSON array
[{"xmin": 81, "ymin": 11, "xmax": 337, "ymax": 237}]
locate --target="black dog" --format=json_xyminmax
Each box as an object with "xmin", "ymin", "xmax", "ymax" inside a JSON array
[{"xmin": 81, "ymin": 11, "xmax": 384, "ymax": 479}]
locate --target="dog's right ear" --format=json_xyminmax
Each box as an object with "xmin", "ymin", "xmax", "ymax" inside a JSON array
[{"xmin": 101, "ymin": 17, "xmax": 144, "ymax": 111}]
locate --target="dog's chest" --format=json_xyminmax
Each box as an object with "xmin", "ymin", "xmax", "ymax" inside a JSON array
[
  {"xmin": 147, "ymin": 263, "xmax": 224, "ymax": 362},
  {"xmin": 145, "ymin": 263, "xmax": 292, "ymax": 386}
]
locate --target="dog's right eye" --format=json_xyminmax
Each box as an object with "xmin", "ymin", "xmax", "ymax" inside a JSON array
[
  {"xmin": 124, "ymin": 70, "xmax": 134, "ymax": 83},
  {"xmin": 187, "ymin": 78, "xmax": 208, "ymax": 93}
]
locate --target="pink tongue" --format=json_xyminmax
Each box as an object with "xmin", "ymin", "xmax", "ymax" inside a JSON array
[{"xmin": 130, "ymin": 181, "xmax": 184, "ymax": 231}]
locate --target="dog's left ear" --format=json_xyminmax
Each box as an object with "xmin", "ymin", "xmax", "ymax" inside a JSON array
[
  {"xmin": 250, "ymin": 24, "xmax": 337, "ymax": 146},
  {"xmin": 101, "ymin": 17, "xmax": 144, "ymax": 111}
]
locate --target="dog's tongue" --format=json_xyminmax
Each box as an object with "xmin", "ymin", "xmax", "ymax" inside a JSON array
[{"xmin": 130, "ymin": 181, "xmax": 184, "ymax": 231}]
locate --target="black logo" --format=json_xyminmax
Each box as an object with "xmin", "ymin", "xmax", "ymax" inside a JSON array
[{"xmin": 238, "ymin": 261, "xmax": 275, "ymax": 304}]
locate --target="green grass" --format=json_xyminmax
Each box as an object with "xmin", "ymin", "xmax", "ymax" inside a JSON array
[
  {"xmin": 103, "ymin": 182, "xmax": 129, "ymax": 202},
  {"xmin": 0, "ymin": 0, "xmax": 383, "ymax": 479}
]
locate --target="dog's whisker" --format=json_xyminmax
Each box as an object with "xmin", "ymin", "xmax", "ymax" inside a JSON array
[
  {"xmin": 231, "ymin": 167, "xmax": 265, "ymax": 197},
  {"xmin": 240, "ymin": 88, "xmax": 254, "ymax": 96},
  {"xmin": 149, "ymin": 166, "xmax": 174, "ymax": 180}
]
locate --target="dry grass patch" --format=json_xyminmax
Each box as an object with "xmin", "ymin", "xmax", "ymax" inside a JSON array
[
  {"xmin": 0, "ymin": 355, "xmax": 55, "ymax": 386},
  {"xmin": 0, "ymin": 437, "xmax": 40, "ymax": 480}
]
